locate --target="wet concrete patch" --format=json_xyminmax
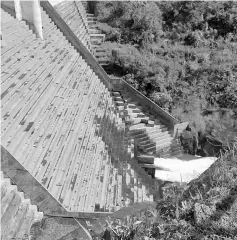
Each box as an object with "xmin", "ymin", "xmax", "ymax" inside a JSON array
[{"xmin": 24, "ymin": 121, "xmax": 34, "ymax": 132}]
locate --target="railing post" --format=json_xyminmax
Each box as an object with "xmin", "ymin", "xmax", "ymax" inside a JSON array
[
  {"xmin": 32, "ymin": 0, "xmax": 43, "ymax": 39},
  {"xmin": 14, "ymin": 0, "xmax": 22, "ymax": 21}
]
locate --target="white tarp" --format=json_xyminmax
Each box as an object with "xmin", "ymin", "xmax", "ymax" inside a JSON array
[
  {"xmin": 154, "ymin": 154, "xmax": 216, "ymax": 183},
  {"xmin": 48, "ymin": 0, "xmax": 65, "ymax": 6}
]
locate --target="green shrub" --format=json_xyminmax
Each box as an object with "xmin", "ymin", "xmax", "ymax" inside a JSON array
[{"xmin": 150, "ymin": 92, "xmax": 172, "ymax": 109}]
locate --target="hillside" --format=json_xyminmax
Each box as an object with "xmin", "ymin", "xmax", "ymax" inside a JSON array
[
  {"xmin": 84, "ymin": 2, "xmax": 237, "ymax": 238},
  {"xmin": 91, "ymin": 1, "xmax": 237, "ymax": 145}
]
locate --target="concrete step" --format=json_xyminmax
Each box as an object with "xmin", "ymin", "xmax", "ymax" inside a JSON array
[
  {"xmin": 126, "ymin": 118, "xmax": 141, "ymax": 125},
  {"xmin": 90, "ymin": 33, "xmax": 104, "ymax": 38},
  {"xmin": 0, "ymin": 171, "xmax": 43, "ymax": 239},
  {"xmin": 124, "ymin": 108, "xmax": 141, "ymax": 114},
  {"xmin": 89, "ymin": 24, "xmax": 100, "ymax": 30},
  {"xmin": 126, "ymin": 103, "xmax": 139, "ymax": 109},
  {"xmin": 131, "ymin": 128, "xmax": 156, "ymax": 138},
  {"xmin": 142, "ymin": 137, "xmax": 174, "ymax": 149},
  {"xmin": 88, "ymin": 21, "xmax": 97, "ymax": 26},
  {"xmin": 135, "ymin": 135, "xmax": 150, "ymax": 143},
  {"xmin": 87, "ymin": 17, "xmax": 97, "ymax": 21},
  {"xmin": 112, "ymin": 91, "xmax": 122, "ymax": 97},
  {"xmin": 146, "ymin": 141, "xmax": 175, "ymax": 154},
  {"xmin": 95, "ymin": 52, "xmax": 108, "ymax": 59},
  {"xmin": 123, "ymin": 112, "xmax": 141, "ymax": 118},
  {"xmin": 139, "ymin": 134, "xmax": 172, "ymax": 146},
  {"xmin": 86, "ymin": 13, "xmax": 94, "ymax": 17},
  {"xmin": 95, "ymin": 49, "xmax": 106, "ymax": 54},
  {"xmin": 98, "ymin": 59, "xmax": 110, "ymax": 65},
  {"xmin": 129, "ymin": 123, "xmax": 147, "ymax": 132},
  {"xmin": 137, "ymin": 155, "xmax": 154, "ymax": 164},
  {"xmin": 146, "ymin": 127, "xmax": 169, "ymax": 136},
  {"xmin": 89, "ymin": 29, "xmax": 102, "ymax": 34},
  {"xmin": 112, "ymin": 96, "xmax": 123, "ymax": 101},
  {"xmin": 91, "ymin": 38, "xmax": 103, "ymax": 45},
  {"xmin": 149, "ymin": 133, "xmax": 172, "ymax": 142}
]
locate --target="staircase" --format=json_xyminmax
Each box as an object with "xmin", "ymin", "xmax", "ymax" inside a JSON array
[
  {"xmin": 111, "ymin": 91, "xmax": 183, "ymax": 158},
  {"xmin": 1, "ymin": 6, "xmax": 155, "ymax": 214},
  {"xmin": 53, "ymin": 1, "xmax": 93, "ymax": 53},
  {"xmin": 1, "ymin": 171, "xmax": 43, "ymax": 240},
  {"xmin": 86, "ymin": 15, "xmax": 105, "ymax": 49},
  {"xmin": 54, "ymin": 1, "xmax": 108, "ymax": 66},
  {"xmin": 85, "ymin": 16, "xmax": 110, "ymax": 67},
  {"xmin": 53, "ymin": 2, "xmax": 184, "ymax": 159}
]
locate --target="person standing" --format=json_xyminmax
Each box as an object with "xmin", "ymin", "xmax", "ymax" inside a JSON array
[
  {"xmin": 192, "ymin": 132, "xmax": 199, "ymax": 156},
  {"xmin": 180, "ymin": 125, "xmax": 192, "ymax": 154}
]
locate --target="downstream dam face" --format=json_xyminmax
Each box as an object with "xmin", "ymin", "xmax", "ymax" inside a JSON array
[{"xmin": 1, "ymin": 3, "xmax": 190, "ymax": 235}]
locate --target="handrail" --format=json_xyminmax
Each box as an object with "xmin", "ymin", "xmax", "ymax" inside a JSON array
[{"xmin": 118, "ymin": 78, "xmax": 179, "ymax": 127}]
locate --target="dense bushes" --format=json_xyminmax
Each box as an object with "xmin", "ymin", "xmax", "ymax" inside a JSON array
[
  {"xmin": 93, "ymin": 1, "xmax": 237, "ymax": 141},
  {"xmin": 94, "ymin": 1, "xmax": 163, "ymax": 47}
]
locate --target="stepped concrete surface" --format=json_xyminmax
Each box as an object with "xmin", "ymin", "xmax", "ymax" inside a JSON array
[
  {"xmin": 0, "ymin": 171, "xmax": 43, "ymax": 240},
  {"xmin": 1, "ymin": 7, "xmax": 154, "ymax": 214},
  {"xmin": 112, "ymin": 91, "xmax": 183, "ymax": 158},
  {"xmin": 54, "ymin": 1, "xmax": 93, "ymax": 54},
  {"xmin": 55, "ymin": 1, "xmax": 107, "ymax": 64}
]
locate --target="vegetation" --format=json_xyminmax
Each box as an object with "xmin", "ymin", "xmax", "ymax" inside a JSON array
[
  {"xmin": 90, "ymin": 4, "xmax": 237, "ymax": 237},
  {"xmin": 89, "ymin": 4, "xmax": 237, "ymax": 237},
  {"xmin": 92, "ymin": 1, "xmax": 237, "ymax": 143},
  {"xmin": 100, "ymin": 143, "xmax": 237, "ymax": 239}
]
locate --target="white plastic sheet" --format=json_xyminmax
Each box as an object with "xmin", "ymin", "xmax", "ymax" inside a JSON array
[{"xmin": 154, "ymin": 154, "xmax": 216, "ymax": 183}]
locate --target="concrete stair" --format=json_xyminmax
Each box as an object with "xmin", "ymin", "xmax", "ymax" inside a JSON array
[
  {"xmin": 54, "ymin": 1, "xmax": 93, "ymax": 53},
  {"xmin": 79, "ymin": 2, "xmax": 108, "ymax": 65},
  {"xmin": 55, "ymin": 1, "xmax": 110, "ymax": 66},
  {"xmin": 81, "ymin": 1, "xmax": 88, "ymax": 11},
  {"xmin": 0, "ymin": 171, "xmax": 43, "ymax": 239},
  {"xmin": 1, "ymin": 7, "xmax": 154, "ymax": 213},
  {"xmin": 111, "ymin": 91, "xmax": 183, "ymax": 158}
]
